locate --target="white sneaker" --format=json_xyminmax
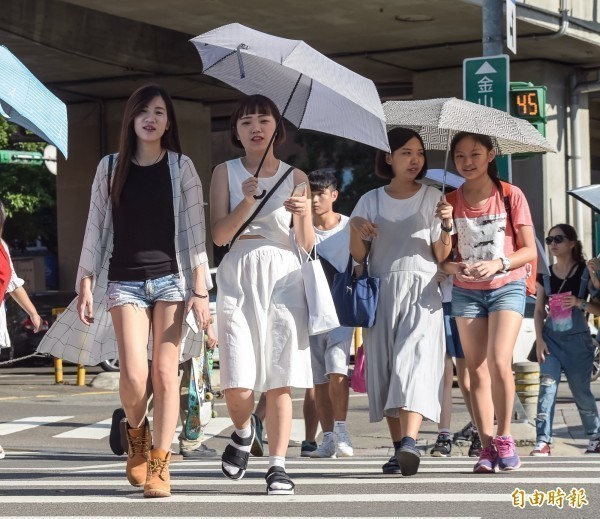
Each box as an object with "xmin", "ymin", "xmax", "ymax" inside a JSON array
[
  {"xmin": 335, "ymin": 430, "xmax": 354, "ymax": 457},
  {"xmin": 310, "ymin": 435, "xmax": 336, "ymax": 458},
  {"xmin": 585, "ymin": 439, "xmax": 600, "ymax": 454}
]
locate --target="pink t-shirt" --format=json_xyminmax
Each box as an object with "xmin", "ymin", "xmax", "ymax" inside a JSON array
[{"xmin": 448, "ymin": 182, "xmax": 533, "ymax": 291}]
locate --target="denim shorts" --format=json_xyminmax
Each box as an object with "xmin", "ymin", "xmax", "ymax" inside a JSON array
[
  {"xmin": 451, "ymin": 280, "xmax": 526, "ymax": 319},
  {"xmin": 442, "ymin": 302, "xmax": 464, "ymax": 358},
  {"xmin": 106, "ymin": 273, "xmax": 185, "ymax": 311}
]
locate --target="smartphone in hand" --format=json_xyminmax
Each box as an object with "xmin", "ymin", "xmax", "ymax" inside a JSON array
[{"xmin": 291, "ymin": 182, "xmax": 307, "ymax": 197}]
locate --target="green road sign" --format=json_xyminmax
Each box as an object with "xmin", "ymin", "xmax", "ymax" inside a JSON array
[
  {"xmin": 0, "ymin": 149, "xmax": 44, "ymax": 166},
  {"xmin": 463, "ymin": 54, "xmax": 511, "ymax": 181}
]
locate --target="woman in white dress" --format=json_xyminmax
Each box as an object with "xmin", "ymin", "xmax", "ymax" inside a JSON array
[
  {"xmin": 210, "ymin": 94, "xmax": 314, "ymax": 495},
  {"xmin": 349, "ymin": 127, "xmax": 453, "ymax": 477}
]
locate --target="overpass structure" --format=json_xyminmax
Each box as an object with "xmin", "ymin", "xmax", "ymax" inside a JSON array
[{"xmin": 1, "ymin": 0, "xmax": 600, "ymax": 286}]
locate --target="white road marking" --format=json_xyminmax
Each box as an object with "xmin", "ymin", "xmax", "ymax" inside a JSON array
[
  {"xmin": 54, "ymin": 419, "xmax": 112, "ymax": 439},
  {"xmin": 0, "ymin": 416, "xmax": 73, "ymax": 436}
]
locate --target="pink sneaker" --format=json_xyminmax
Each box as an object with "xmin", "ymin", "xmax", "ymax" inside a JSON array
[
  {"xmin": 493, "ymin": 436, "xmax": 521, "ymax": 471},
  {"xmin": 473, "ymin": 446, "xmax": 497, "ymax": 473}
]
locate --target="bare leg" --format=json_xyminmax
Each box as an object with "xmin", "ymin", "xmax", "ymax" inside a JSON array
[
  {"xmin": 225, "ymin": 388, "xmax": 254, "ymax": 429},
  {"xmin": 487, "ymin": 310, "xmax": 522, "ymax": 437},
  {"xmin": 110, "ymin": 304, "xmax": 151, "ymax": 428},
  {"xmin": 399, "ymin": 409, "xmax": 423, "ymax": 440},
  {"xmin": 265, "ymin": 387, "xmax": 292, "ymax": 457},
  {"xmin": 438, "ymin": 355, "xmax": 454, "ymax": 431},
  {"xmin": 149, "ymin": 301, "xmax": 183, "ymax": 451},
  {"xmin": 455, "ymin": 357, "xmax": 474, "ymax": 421},
  {"xmin": 254, "ymin": 392, "xmax": 267, "ymax": 422},
  {"xmin": 456, "ymin": 317, "xmax": 493, "ymax": 448},
  {"xmin": 314, "ymin": 383, "xmax": 334, "ymax": 432},
  {"xmin": 386, "ymin": 416, "xmax": 402, "ymax": 442},
  {"xmin": 329, "ymin": 374, "xmax": 350, "ymax": 422}
]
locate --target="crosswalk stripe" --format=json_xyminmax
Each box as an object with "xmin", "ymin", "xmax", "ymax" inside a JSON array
[
  {"xmin": 54, "ymin": 419, "xmax": 112, "ymax": 439},
  {"xmin": 0, "ymin": 416, "xmax": 73, "ymax": 436}
]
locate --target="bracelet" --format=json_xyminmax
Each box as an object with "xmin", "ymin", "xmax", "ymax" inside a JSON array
[
  {"xmin": 191, "ymin": 289, "xmax": 208, "ymax": 299},
  {"xmin": 441, "ymin": 223, "xmax": 453, "ymax": 233}
]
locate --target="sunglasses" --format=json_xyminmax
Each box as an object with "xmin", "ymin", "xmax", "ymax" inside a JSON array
[{"xmin": 545, "ymin": 235, "xmax": 566, "ymax": 245}]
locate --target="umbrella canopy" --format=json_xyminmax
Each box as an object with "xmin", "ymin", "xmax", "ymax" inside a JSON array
[
  {"xmin": 423, "ymin": 169, "xmax": 464, "ymax": 190},
  {"xmin": 0, "ymin": 46, "xmax": 68, "ymax": 159},
  {"xmin": 567, "ymin": 185, "xmax": 600, "ymax": 214},
  {"xmin": 383, "ymin": 97, "xmax": 556, "ymax": 155},
  {"xmin": 191, "ymin": 23, "xmax": 389, "ymax": 153}
]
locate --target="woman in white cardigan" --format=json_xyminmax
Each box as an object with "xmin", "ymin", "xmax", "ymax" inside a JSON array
[{"xmin": 37, "ymin": 84, "xmax": 210, "ymax": 498}]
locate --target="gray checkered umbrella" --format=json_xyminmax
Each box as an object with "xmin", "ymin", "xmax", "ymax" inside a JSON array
[
  {"xmin": 191, "ymin": 23, "xmax": 389, "ymax": 197},
  {"xmin": 383, "ymin": 97, "xmax": 556, "ymax": 193},
  {"xmin": 383, "ymin": 98, "xmax": 555, "ymax": 155}
]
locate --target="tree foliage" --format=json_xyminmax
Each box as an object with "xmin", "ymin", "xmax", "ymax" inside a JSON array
[
  {"xmin": 287, "ymin": 130, "xmax": 386, "ymax": 216},
  {"xmin": 0, "ymin": 118, "xmax": 57, "ymax": 251}
]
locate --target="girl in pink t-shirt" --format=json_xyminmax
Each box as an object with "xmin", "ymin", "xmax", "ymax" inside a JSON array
[{"xmin": 443, "ymin": 132, "xmax": 537, "ymax": 474}]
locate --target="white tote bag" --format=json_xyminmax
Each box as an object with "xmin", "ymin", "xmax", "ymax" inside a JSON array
[{"xmin": 299, "ymin": 247, "xmax": 340, "ymax": 336}]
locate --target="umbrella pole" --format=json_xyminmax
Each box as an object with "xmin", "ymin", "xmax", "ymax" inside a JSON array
[
  {"xmin": 441, "ymin": 139, "xmax": 451, "ymax": 198},
  {"xmin": 253, "ymin": 74, "xmax": 304, "ymax": 199}
]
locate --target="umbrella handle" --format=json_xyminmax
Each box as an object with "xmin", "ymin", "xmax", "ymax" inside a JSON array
[{"xmin": 254, "ymin": 189, "xmax": 267, "ymax": 200}]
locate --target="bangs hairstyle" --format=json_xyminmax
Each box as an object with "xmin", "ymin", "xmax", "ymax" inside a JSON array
[
  {"xmin": 308, "ymin": 169, "xmax": 338, "ymax": 193},
  {"xmin": 111, "ymin": 83, "xmax": 182, "ymax": 207},
  {"xmin": 375, "ymin": 127, "xmax": 428, "ymax": 180},
  {"xmin": 450, "ymin": 132, "xmax": 502, "ymax": 194},
  {"xmin": 229, "ymin": 94, "xmax": 286, "ymax": 149}
]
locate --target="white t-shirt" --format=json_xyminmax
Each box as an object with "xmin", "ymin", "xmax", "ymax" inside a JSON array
[
  {"xmin": 350, "ymin": 184, "xmax": 442, "ymax": 244},
  {"xmin": 314, "ymin": 214, "xmax": 350, "ymax": 273}
]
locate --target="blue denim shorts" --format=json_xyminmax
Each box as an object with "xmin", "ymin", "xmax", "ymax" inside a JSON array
[
  {"xmin": 106, "ymin": 273, "xmax": 185, "ymax": 311},
  {"xmin": 443, "ymin": 302, "xmax": 464, "ymax": 358},
  {"xmin": 451, "ymin": 280, "xmax": 526, "ymax": 319}
]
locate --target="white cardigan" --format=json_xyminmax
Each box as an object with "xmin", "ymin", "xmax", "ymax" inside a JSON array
[{"xmin": 37, "ymin": 151, "xmax": 209, "ymax": 365}]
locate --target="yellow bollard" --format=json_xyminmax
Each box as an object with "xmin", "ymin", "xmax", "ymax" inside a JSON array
[
  {"xmin": 76, "ymin": 364, "xmax": 86, "ymax": 386},
  {"xmin": 54, "ymin": 357, "xmax": 63, "ymax": 384}
]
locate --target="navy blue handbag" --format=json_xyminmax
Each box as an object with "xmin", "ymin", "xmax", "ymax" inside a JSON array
[{"xmin": 332, "ymin": 256, "xmax": 380, "ymax": 328}]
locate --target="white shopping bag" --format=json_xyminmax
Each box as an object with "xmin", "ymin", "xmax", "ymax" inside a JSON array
[{"xmin": 300, "ymin": 247, "xmax": 340, "ymax": 335}]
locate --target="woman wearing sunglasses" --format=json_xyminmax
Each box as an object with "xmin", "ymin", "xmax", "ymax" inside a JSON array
[{"xmin": 531, "ymin": 224, "xmax": 600, "ymax": 456}]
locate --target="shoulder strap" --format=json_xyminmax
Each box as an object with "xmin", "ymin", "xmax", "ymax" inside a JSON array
[
  {"xmin": 502, "ymin": 182, "xmax": 518, "ymax": 248},
  {"xmin": 230, "ymin": 166, "xmax": 295, "ymax": 246},
  {"xmin": 543, "ymin": 273, "xmax": 551, "ymax": 296},
  {"xmin": 578, "ymin": 266, "xmax": 590, "ymax": 299},
  {"xmin": 107, "ymin": 154, "xmax": 115, "ymax": 196}
]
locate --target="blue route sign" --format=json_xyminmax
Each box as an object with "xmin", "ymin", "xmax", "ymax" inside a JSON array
[{"xmin": 463, "ymin": 54, "xmax": 511, "ymax": 181}]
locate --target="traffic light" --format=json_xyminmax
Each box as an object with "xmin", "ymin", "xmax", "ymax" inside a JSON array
[
  {"xmin": 509, "ymin": 82, "xmax": 547, "ymax": 137},
  {"xmin": 0, "ymin": 149, "xmax": 44, "ymax": 166}
]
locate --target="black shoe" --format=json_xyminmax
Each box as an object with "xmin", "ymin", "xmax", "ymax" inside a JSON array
[
  {"xmin": 382, "ymin": 455, "xmax": 402, "ymax": 474},
  {"xmin": 468, "ymin": 432, "xmax": 482, "ymax": 458},
  {"xmin": 109, "ymin": 408, "xmax": 126, "ymax": 456},
  {"xmin": 430, "ymin": 434, "xmax": 452, "ymax": 457},
  {"xmin": 453, "ymin": 421, "xmax": 474, "ymax": 444},
  {"xmin": 396, "ymin": 445, "xmax": 421, "ymax": 476},
  {"xmin": 181, "ymin": 444, "xmax": 219, "ymax": 459}
]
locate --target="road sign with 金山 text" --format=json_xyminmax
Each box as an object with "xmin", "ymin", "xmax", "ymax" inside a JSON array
[{"xmin": 463, "ymin": 54, "xmax": 511, "ymax": 180}]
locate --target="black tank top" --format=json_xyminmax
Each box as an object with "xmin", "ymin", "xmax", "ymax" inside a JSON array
[{"xmin": 109, "ymin": 153, "xmax": 177, "ymax": 281}]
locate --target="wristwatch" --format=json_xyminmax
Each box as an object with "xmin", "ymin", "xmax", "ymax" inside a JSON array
[
  {"xmin": 441, "ymin": 222, "xmax": 453, "ymax": 233},
  {"xmin": 500, "ymin": 257, "xmax": 511, "ymax": 273}
]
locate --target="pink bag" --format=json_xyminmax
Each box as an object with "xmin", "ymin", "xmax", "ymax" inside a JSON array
[{"xmin": 350, "ymin": 344, "xmax": 367, "ymax": 393}]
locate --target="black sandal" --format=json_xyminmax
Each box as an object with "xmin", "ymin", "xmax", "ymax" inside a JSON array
[
  {"xmin": 221, "ymin": 425, "xmax": 255, "ymax": 480},
  {"xmin": 265, "ymin": 466, "xmax": 295, "ymax": 495}
]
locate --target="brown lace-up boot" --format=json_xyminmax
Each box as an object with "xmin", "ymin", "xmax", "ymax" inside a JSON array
[
  {"xmin": 125, "ymin": 418, "xmax": 151, "ymax": 487},
  {"xmin": 144, "ymin": 448, "xmax": 171, "ymax": 498}
]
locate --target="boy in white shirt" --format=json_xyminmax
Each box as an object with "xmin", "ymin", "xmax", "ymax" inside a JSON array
[{"xmin": 306, "ymin": 170, "xmax": 354, "ymax": 458}]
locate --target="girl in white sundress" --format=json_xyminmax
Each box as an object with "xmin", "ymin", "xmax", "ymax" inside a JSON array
[
  {"xmin": 349, "ymin": 127, "xmax": 453, "ymax": 477},
  {"xmin": 210, "ymin": 94, "xmax": 314, "ymax": 495}
]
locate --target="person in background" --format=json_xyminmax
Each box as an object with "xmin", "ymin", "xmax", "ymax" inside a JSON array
[
  {"xmin": 443, "ymin": 132, "xmax": 537, "ymax": 473},
  {"xmin": 210, "ymin": 94, "xmax": 314, "ymax": 495},
  {"xmin": 431, "ymin": 269, "xmax": 479, "ymax": 458},
  {"xmin": 349, "ymin": 127, "xmax": 452, "ymax": 477},
  {"xmin": 297, "ymin": 169, "xmax": 355, "ymax": 459},
  {"xmin": 0, "ymin": 201, "xmax": 43, "ymax": 460},
  {"xmin": 531, "ymin": 224, "xmax": 600, "ymax": 456}
]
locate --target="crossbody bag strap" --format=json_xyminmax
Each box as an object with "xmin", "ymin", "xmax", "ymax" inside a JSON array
[
  {"xmin": 502, "ymin": 184, "xmax": 518, "ymax": 248},
  {"xmin": 230, "ymin": 166, "xmax": 295, "ymax": 246}
]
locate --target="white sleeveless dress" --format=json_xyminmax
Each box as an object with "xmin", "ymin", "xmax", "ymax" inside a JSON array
[{"xmin": 216, "ymin": 159, "xmax": 312, "ymax": 392}]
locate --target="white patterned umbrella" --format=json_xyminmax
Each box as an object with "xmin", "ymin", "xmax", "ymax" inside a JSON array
[
  {"xmin": 383, "ymin": 97, "xmax": 556, "ymax": 193},
  {"xmin": 0, "ymin": 46, "xmax": 68, "ymax": 158},
  {"xmin": 383, "ymin": 98, "xmax": 555, "ymax": 155},
  {"xmin": 191, "ymin": 23, "xmax": 389, "ymax": 196}
]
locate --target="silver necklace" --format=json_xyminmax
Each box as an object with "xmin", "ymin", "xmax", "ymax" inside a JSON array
[{"xmin": 134, "ymin": 149, "xmax": 163, "ymax": 166}]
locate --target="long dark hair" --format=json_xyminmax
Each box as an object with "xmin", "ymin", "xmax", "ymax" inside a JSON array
[
  {"xmin": 450, "ymin": 132, "xmax": 503, "ymax": 194},
  {"xmin": 111, "ymin": 84, "xmax": 182, "ymax": 207},
  {"xmin": 548, "ymin": 223, "xmax": 585, "ymax": 264},
  {"xmin": 375, "ymin": 127, "xmax": 428, "ymax": 180}
]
